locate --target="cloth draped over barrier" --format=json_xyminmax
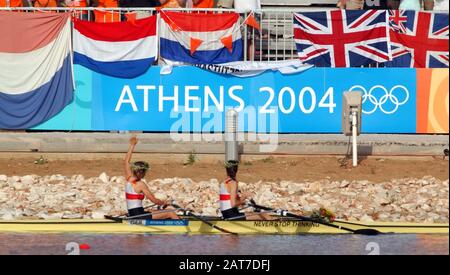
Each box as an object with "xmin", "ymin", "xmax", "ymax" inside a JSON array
[
  {"xmin": 161, "ymin": 60, "xmax": 313, "ymax": 77},
  {"xmin": 385, "ymin": 10, "xmax": 449, "ymax": 68},
  {"xmin": 0, "ymin": 12, "xmax": 74, "ymax": 129},
  {"xmin": 73, "ymin": 15, "xmax": 158, "ymax": 78},
  {"xmin": 159, "ymin": 11, "xmax": 243, "ymax": 64},
  {"xmin": 193, "ymin": 60, "xmax": 313, "ymax": 77},
  {"xmin": 294, "ymin": 10, "xmax": 392, "ymax": 67}
]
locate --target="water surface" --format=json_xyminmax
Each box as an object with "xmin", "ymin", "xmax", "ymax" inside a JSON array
[{"xmin": 0, "ymin": 233, "xmax": 448, "ymax": 255}]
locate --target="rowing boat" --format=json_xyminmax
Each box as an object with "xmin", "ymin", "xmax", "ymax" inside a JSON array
[{"xmin": 0, "ymin": 218, "xmax": 448, "ymax": 234}]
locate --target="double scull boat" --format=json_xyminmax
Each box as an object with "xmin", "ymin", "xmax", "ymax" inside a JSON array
[{"xmin": 0, "ymin": 218, "xmax": 447, "ymax": 234}]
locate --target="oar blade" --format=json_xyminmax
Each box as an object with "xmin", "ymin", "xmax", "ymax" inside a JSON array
[
  {"xmin": 104, "ymin": 215, "xmax": 123, "ymax": 222},
  {"xmin": 213, "ymin": 224, "xmax": 238, "ymax": 235},
  {"xmin": 171, "ymin": 203, "xmax": 238, "ymax": 235},
  {"xmin": 191, "ymin": 214, "xmax": 237, "ymax": 235},
  {"xmin": 353, "ymin": 229, "xmax": 381, "ymax": 235}
]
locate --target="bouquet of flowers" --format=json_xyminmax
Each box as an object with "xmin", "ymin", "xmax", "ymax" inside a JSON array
[{"xmin": 310, "ymin": 207, "xmax": 336, "ymax": 223}]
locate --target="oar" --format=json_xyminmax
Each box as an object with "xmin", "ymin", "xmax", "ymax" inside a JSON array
[
  {"xmin": 109, "ymin": 204, "xmax": 156, "ymax": 219},
  {"xmin": 105, "ymin": 208, "xmax": 181, "ymax": 221},
  {"xmin": 104, "ymin": 204, "xmax": 158, "ymax": 221},
  {"xmin": 226, "ymin": 209, "xmax": 276, "ymax": 221},
  {"xmin": 171, "ymin": 203, "xmax": 237, "ymax": 235},
  {"xmin": 249, "ymin": 199, "xmax": 381, "ymax": 236}
]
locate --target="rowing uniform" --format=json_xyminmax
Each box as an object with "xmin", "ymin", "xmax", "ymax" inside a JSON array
[
  {"xmin": 220, "ymin": 177, "xmax": 246, "ymax": 220},
  {"xmin": 125, "ymin": 178, "xmax": 152, "ymax": 219}
]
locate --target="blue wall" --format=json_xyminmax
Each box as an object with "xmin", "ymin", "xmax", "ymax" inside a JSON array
[{"xmin": 35, "ymin": 65, "xmax": 417, "ymax": 133}]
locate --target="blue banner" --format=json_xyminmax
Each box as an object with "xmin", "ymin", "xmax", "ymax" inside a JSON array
[{"xmin": 35, "ymin": 65, "xmax": 417, "ymax": 133}]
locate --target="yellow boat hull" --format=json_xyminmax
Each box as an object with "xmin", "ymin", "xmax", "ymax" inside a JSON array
[{"xmin": 0, "ymin": 219, "xmax": 448, "ymax": 234}]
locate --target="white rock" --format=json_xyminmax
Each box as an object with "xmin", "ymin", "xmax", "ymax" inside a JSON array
[
  {"xmin": 201, "ymin": 207, "xmax": 217, "ymax": 216},
  {"xmin": 27, "ymin": 193, "xmax": 40, "ymax": 202},
  {"xmin": 91, "ymin": 211, "xmax": 107, "ymax": 219},
  {"xmin": 360, "ymin": 214, "xmax": 374, "ymax": 222},
  {"xmin": 0, "ymin": 175, "xmax": 7, "ymax": 182},
  {"xmin": 374, "ymin": 192, "xmax": 390, "ymax": 206},
  {"xmin": 62, "ymin": 213, "xmax": 83, "ymax": 219},
  {"xmin": 421, "ymin": 204, "xmax": 431, "ymax": 211},
  {"xmin": 95, "ymin": 190, "xmax": 107, "ymax": 199},
  {"xmin": 38, "ymin": 213, "xmax": 63, "ymax": 220},
  {"xmin": 61, "ymin": 191, "xmax": 77, "ymax": 198},
  {"xmin": 359, "ymin": 180, "xmax": 369, "ymax": 186},
  {"xmin": 401, "ymin": 203, "xmax": 417, "ymax": 211},
  {"xmin": 21, "ymin": 175, "xmax": 35, "ymax": 186},
  {"xmin": 12, "ymin": 181, "xmax": 25, "ymax": 190},
  {"xmin": 49, "ymin": 175, "xmax": 65, "ymax": 182},
  {"xmin": 339, "ymin": 180, "xmax": 350, "ymax": 188},
  {"xmin": 100, "ymin": 205, "xmax": 112, "ymax": 212},
  {"xmin": 99, "ymin": 173, "xmax": 109, "ymax": 183},
  {"xmin": 74, "ymin": 175, "xmax": 85, "ymax": 182},
  {"xmin": 0, "ymin": 192, "xmax": 8, "ymax": 203},
  {"xmin": 427, "ymin": 213, "xmax": 441, "ymax": 221},
  {"xmin": 1, "ymin": 212, "xmax": 14, "ymax": 220},
  {"xmin": 430, "ymin": 190, "xmax": 438, "ymax": 197},
  {"xmin": 9, "ymin": 176, "xmax": 20, "ymax": 184}
]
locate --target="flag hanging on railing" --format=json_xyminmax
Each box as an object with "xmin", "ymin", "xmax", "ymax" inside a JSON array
[
  {"xmin": 294, "ymin": 10, "xmax": 391, "ymax": 67},
  {"xmin": 159, "ymin": 11, "xmax": 243, "ymax": 64},
  {"xmin": 385, "ymin": 10, "xmax": 449, "ymax": 68},
  {"xmin": 0, "ymin": 12, "xmax": 73, "ymax": 129},
  {"xmin": 73, "ymin": 15, "xmax": 158, "ymax": 78}
]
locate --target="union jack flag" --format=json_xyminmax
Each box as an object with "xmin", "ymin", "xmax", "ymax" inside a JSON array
[
  {"xmin": 385, "ymin": 10, "xmax": 449, "ymax": 68},
  {"xmin": 294, "ymin": 10, "xmax": 391, "ymax": 67}
]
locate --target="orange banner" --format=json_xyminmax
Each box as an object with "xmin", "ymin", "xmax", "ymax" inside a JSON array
[{"xmin": 416, "ymin": 69, "xmax": 449, "ymax": 134}]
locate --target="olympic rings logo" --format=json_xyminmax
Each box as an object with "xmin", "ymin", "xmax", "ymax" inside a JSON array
[{"xmin": 349, "ymin": 85, "xmax": 410, "ymax": 115}]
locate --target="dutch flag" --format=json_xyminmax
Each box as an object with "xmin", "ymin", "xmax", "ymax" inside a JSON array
[
  {"xmin": 73, "ymin": 16, "xmax": 158, "ymax": 78},
  {"xmin": 160, "ymin": 11, "xmax": 243, "ymax": 64},
  {"xmin": 0, "ymin": 12, "xmax": 74, "ymax": 129}
]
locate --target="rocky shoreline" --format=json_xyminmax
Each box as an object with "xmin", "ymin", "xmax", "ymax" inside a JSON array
[{"xmin": 0, "ymin": 174, "xmax": 448, "ymax": 223}]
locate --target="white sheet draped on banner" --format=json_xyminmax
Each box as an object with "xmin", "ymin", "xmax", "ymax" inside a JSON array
[{"xmin": 160, "ymin": 60, "xmax": 313, "ymax": 77}]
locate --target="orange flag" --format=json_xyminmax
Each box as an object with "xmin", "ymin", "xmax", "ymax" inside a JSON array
[
  {"xmin": 190, "ymin": 37, "xmax": 203, "ymax": 55},
  {"xmin": 245, "ymin": 14, "xmax": 261, "ymax": 31},
  {"xmin": 93, "ymin": 9, "xmax": 121, "ymax": 23},
  {"xmin": 220, "ymin": 35, "xmax": 233, "ymax": 53},
  {"xmin": 125, "ymin": 12, "xmax": 138, "ymax": 26},
  {"xmin": 168, "ymin": 20, "xmax": 182, "ymax": 32}
]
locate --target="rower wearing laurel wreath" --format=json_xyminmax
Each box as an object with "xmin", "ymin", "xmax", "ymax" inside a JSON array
[
  {"xmin": 220, "ymin": 161, "xmax": 274, "ymax": 221},
  {"xmin": 124, "ymin": 136, "xmax": 180, "ymax": 220}
]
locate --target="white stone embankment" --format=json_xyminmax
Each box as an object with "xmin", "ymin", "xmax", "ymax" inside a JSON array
[{"xmin": 0, "ymin": 173, "xmax": 448, "ymax": 223}]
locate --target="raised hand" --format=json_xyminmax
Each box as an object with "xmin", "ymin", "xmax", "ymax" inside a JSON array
[{"xmin": 130, "ymin": 136, "xmax": 138, "ymax": 146}]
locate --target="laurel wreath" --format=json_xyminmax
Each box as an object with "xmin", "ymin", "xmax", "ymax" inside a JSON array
[
  {"xmin": 224, "ymin": 161, "xmax": 239, "ymax": 168},
  {"xmin": 311, "ymin": 208, "xmax": 336, "ymax": 223},
  {"xmin": 130, "ymin": 162, "xmax": 150, "ymax": 171}
]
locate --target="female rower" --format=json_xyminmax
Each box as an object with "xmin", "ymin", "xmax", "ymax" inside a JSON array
[
  {"xmin": 219, "ymin": 161, "xmax": 274, "ymax": 221},
  {"xmin": 124, "ymin": 136, "xmax": 179, "ymax": 220}
]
